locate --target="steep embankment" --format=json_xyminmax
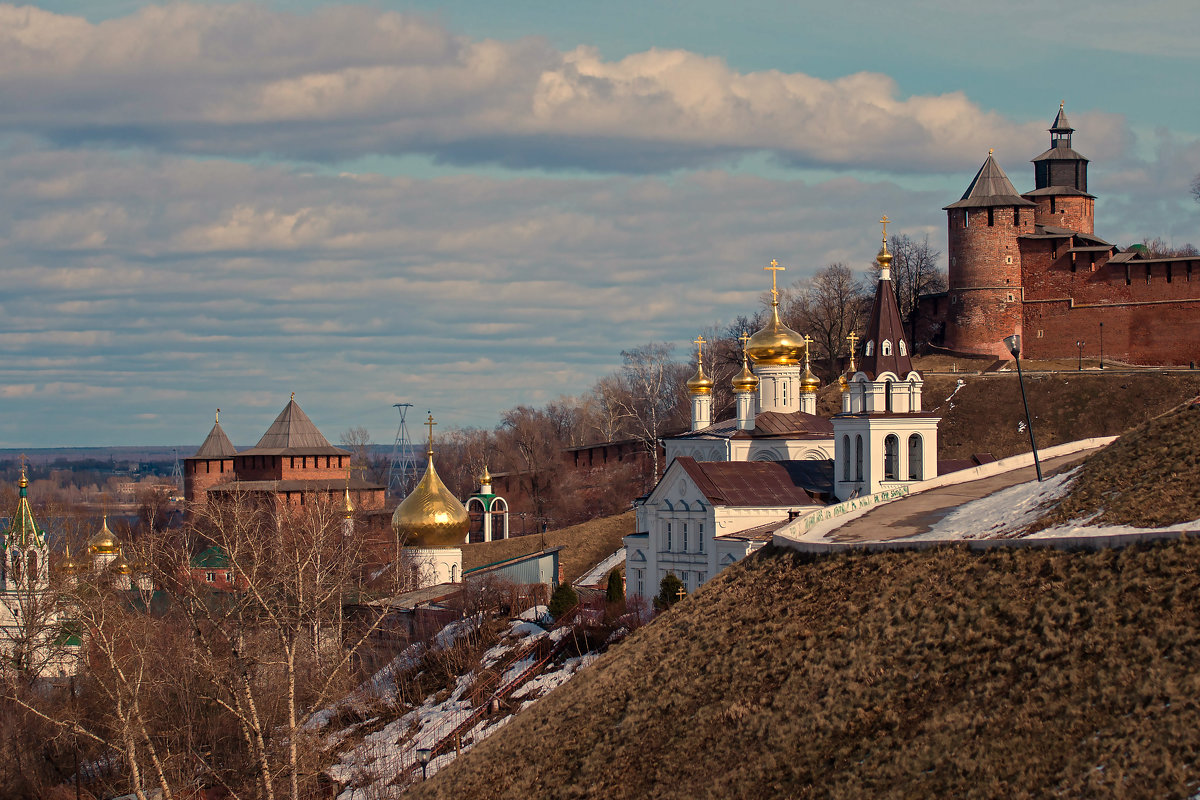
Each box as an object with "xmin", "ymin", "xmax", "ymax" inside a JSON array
[
  {"xmin": 408, "ymin": 542, "xmax": 1200, "ymax": 800},
  {"xmin": 1031, "ymin": 397, "xmax": 1200, "ymax": 530},
  {"xmin": 462, "ymin": 511, "xmax": 632, "ymax": 583}
]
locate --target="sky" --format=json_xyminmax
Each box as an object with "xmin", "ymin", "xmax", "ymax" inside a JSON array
[{"xmin": 1, "ymin": 0, "xmax": 1198, "ymax": 448}]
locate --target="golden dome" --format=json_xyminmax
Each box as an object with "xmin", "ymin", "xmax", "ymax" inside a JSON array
[
  {"xmin": 686, "ymin": 363, "xmax": 714, "ymax": 396},
  {"xmin": 731, "ymin": 350, "xmax": 759, "ymax": 394},
  {"xmin": 110, "ymin": 551, "xmax": 133, "ymax": 575},
  {"xmin": 88, "ymin": 515, "xmax": 121, "ymax": 556},
  {"xmin": 686, "ymin": 335, "xmax": 714, "ymax": 396},
  {"xmin": 800, "ymin": 366, "xmax": 821, "ymax": 394},
  {"xmin": 746, "ymin": 303, "xmax": 805, "ymax": 366},
  {"xmin": 58, "ymin": 544, "xmax": 86, "ymax": 575},
  {"xmin": 481, "ymin": 465, "xmax": 492, "ymax": 486},
  {"xmin": 876, "ymin": 215, "xmax": 893, "ymax": 275},
  {"xmin": 343, "ymin": 486, "xmax": 355, "ymax": 518},
  {"xmin": 392, "ymin": 414, "xmax": 470, "ymax": 549}
]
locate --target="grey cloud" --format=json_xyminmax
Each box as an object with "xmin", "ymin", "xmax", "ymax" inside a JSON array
[{"xmin": 0, "ymin": 3, "xmax": 1120, "ymax": 174}]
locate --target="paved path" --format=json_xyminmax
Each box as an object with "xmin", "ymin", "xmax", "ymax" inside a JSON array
[{"xmin": 830, "ymin": 450, "xmax": 1099, "ymax": 543}]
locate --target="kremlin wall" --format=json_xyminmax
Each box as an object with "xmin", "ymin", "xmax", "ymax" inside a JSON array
[{"xmin": 922, "ymin": 104, "xmax": 1199, "ymax": 365}]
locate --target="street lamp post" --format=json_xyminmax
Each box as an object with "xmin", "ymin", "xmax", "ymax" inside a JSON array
[
  {"xmin": 1076, "ymin": 340, "xmax": 1085, "ymax": 371},
  {"xmin": 417, "ymin": 747, "xmax": 431, "ymax": 781},
  {"xmin": 1004, "ymin": 334, "xmax": 1043, "ymax": 482}
]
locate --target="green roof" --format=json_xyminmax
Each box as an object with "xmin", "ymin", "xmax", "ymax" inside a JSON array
[{"xmin": 191, "ymin": 545, "xmax": 231, "ymax": 569}]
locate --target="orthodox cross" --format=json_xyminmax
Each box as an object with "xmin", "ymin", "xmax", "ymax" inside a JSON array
[
  {"xmin": 675, "ymin": 585, "xmax": 686, "ymax": 603},
  {"xmin": 693, "ymin": 335, "xmax": 707, "ymax": 366},
  {"xmin": 18, "ymin": 452, "xmax": 28, "ymax": 482},
  {"xmin": 425, "ymin": 412, "xmax": 437, "ymax": 453},
  {"xmin": 765, "ymin": 259, "xmax": 785, "ymax": 302},
  {"xmin": 846, "ymin": 331, "xmax": 860, "ymax": 370},
  {"xmin": 215, "ymin": 408, "xmax": 220, "ymax": 424},
  {"xmin": 803, "ymin": 334, "xmax": 814, "ymax": 368},
  {"xmin": 738, "ymin": 330, "xmax": 751, "ymax": 351},
  {"xmin": 879, "ymin": 215, "xmax": 890, "ymax": 245}
]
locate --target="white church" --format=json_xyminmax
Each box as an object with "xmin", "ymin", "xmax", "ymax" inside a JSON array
[{"xmin": 624, "ymin": 222, "xmax": 941, "ymax": 600}]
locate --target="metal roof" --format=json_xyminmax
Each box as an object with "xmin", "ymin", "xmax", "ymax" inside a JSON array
[
  {"xmin": 675, "ymin": 410, "xmax": 833, "ymax": 441},
  {"xmin": 858, "ymin": 271, "xmax": 913, "ymax": 380},
  {"xmin": 945, "ymin": 155, "xmax": 1036, "ymax": 210},
  {"xmin": 191, "ymin": 421, "xmax": 236, "ymax": 459},
  {"xmin": 674, "ymin": 457, "xmax": 832, "ymax": 507},
  {"xmin": 238, "ymin": 399, "xmax": 350, "ymax": 457},
  {"xmin": 1032, "ymin": 145, "xmax": 1089, "ymax": 163}
]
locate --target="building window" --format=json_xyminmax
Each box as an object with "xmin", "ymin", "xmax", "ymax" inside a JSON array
[
  {"xmin": 865, "ymin": 341, "xmax": 874, "ymax": 356},
  {"xmin": 781, "ymin": 381, "xmax": 788, "ymax": 405},
  {"xmin": 882, "ymin": 339, "xmax": 892, "ymax": 357},
  {"xmin": 855, "ymin": 435, "xmax": 864, "ymax": 482},
  {"xmin": 1007, "ymin": 293, "xmax": 1015, "ymax": 302},
  {"xmin": 1036, "ymin": 330, "xmax": 1044, "ymax": 338},
  {"xmin": 885, "ymin": 379, "xmax": 893, "ymax": 413},
  {"xmin": 987, "ymin": 207, "xmax": 994, "ymax": 227},
  {"xmin": 899, "ymin": 340, "xmax": 907, "ymax": 357},
  {"xmin": 666, "ymin": 522, "xmax": 672, "ymax": 552},
  {"xmin": 908, "ymin": 434, "xmax": 923, "ymax": 481},
  {"xmin": 843, "ymin": 435, "xmax": 851, "ymax": 481},
  {"xmin": 884, "ymin": 435, "xmax": 899, "ymax": 481},
  {"xmin": 1013, "ymin": 208, "xmax": 1020, "ymax": 226},
  {"xmin": 225, "ymin": 572, "xmax": 233, "ymax": 583},
  {"xmin": 1005, "ymin": 255, "xmax": 1013, "ymax": 264},
  {"xmin": 699, "ymin": 524, "xmax": 705, "ymax": 553},
  {"xmin": 682, "ymin": 523, "xmax": 689, "ymax": 552},
  {"xmin": 205, "ymin": 572, "xmax": 216, "ymax": 583}
]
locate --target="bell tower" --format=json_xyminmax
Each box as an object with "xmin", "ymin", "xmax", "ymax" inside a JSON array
[{"xmin": 1025, "ymin": 102, "xmax": 1094, "ymax": 234}]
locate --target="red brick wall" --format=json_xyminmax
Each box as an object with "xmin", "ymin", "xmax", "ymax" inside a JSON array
[
  {"xmin": 1023, "ymin": 298, "xmax": 1200, "ymax": 366},
  {"xmin": 184, "ymin": 458, "xmax": 233, "ymax": 503},
  {"xmin": 1031, "ymin": 195, "xmax": 1094, "ymax": 234},
  {"xmin": 234, "ymin": 453, "xmax": 349, "ymax": 482}
]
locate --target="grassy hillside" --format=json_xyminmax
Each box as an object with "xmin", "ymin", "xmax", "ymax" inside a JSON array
[
  {"xmin": 1033, "ymin": 398, "xmax": 1200, "ymax": 529},
  {"xmin": 818, "ymin": 369, "xmax": 1200, "ymax": 461},
  {"xmin": 462, "ymin": 511, "xmax": 632, "ymax": 583},
  {"xmin": 408, "ymin": 541, "xmax": 1200, "ymax": 799}
]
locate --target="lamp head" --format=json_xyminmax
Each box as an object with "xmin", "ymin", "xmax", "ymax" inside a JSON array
[
  {"xmin": 1003, "ymin": 334, "xmax": 1021, "ymax": 358},
  {"xmin": 417, "ymin": 748, "xmax": 431, "ymax": 765}
]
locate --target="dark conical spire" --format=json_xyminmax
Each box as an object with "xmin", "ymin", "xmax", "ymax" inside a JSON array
[
  {"xmin": 193, "ymin": 410, "xmax": 237, "ymax": 459},
  {"xmin": 1050, "ymin": 101, "xmax": 1073, "ymax": 135},
  {"xmin": 859, "ymin": 231, "xmax": 913, "ymax": 380},
  {"xmin": 238, "ymin": 396, "xmax": 349, "ymax": 456},
  {"xmin": 945, "ymin": 153, "xmax": 1035, "ymax": 210}
]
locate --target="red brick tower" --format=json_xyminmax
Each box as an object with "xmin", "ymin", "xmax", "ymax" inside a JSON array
[
  {"xmin": 1025, "ymin": 103, "xmax": 1094, "ymax": 234},
  {"xmin": 943, "ymin": 153, "xmax": 1036, "ymax": 358},
  {"xmin": 184, "ymin": 410, "xmax": 236, "ymax": 504}
]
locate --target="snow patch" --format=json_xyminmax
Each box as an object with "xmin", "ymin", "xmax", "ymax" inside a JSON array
[{"xmin": 907, "ymin": 468, "xmax": 1077, "ymax": 540}]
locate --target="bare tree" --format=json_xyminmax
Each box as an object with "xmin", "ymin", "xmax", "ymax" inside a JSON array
[
  {"xmin": 497, "ymin": 407, "xmax": 563, "ymax": 520},
  {"xmin": 1192, "ymin": 172, "xmax": 1200, "ymax": 206},
  {"xmin": 870, "ymin": 233, "xmax": 947, "ymax": 346},
  {"xmin": 586, "ymin": 375, "xmax": 632, "ymax": 444},
  {"xmin": 615, "ymin": 343, "xmax": 688, "ymax": 484},
  {"xmin": 1140, "ymin": 237, "xmax": 1199, "ymax": 258},
  {"xmin": 782, "ymin": 263, "xmax": 869, "ymax": 376}
]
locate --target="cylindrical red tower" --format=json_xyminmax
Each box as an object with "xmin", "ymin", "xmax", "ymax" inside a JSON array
[
  {"xmin": 183, "ymin": 416, "xmax": 237, "ymax": 506},
  {"xmin": 942, "ymin": 154, "xmax": 1036, "ymax": 358}
]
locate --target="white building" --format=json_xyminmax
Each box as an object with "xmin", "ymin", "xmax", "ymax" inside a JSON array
[{"xmin": 626, "ymin": 222, "xmax": 943, "ymax": 600}]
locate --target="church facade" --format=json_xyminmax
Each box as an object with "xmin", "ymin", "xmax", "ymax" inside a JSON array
[
  {"xmin": 925, "ymin": 104, "xmax": 1200, "ymax": 365},
  {"xmin": 626, "ymin": 227, "xmax": 942, "ymax": 599}
]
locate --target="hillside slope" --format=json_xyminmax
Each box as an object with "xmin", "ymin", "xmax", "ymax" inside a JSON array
[
  {"xmin": 408, "ymin": 542, "xmax": 1200, "ymax": 799},
  {"xmin": 1032, "ymin": 397, "xmax": 1200, "ymax": 529}
]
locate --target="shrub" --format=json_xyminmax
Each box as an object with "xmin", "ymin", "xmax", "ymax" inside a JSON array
[
  {"xmin": 548, "ymin": 582, "xmax": 578, "ymax": 620},
  {"xmin": 653, "ymin": 573, "xmax": 684, "ymax": 610},
  {"xmin": 605, "ymin": 568, "xmax": 625, "ymax": 604}
]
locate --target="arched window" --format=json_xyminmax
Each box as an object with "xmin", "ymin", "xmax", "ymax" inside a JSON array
[
  {"xmin": 885, "ymin": 379, "xmax": 893, "ymax": 413},
  {"xmin": 908, "ymin": 434, "xmax": 923, "ymax": 480},
  {"xmin": 843, "ymin": 435, "xmax": 851, "ymax": 481},
  {"xmin": 882, "ymin": 339, "xmax": 892, "ymax": 356},
  {"xmin": 884, "ymin": 435, "xmax": 899, "ymax": 480},
  {"xmin": 899, "ymin": 340, "xmax": 908, "ymax": 357},
  {"xmin": 865, "ymin": 341, "xmax": 874, "ymax": 356},
  {"xmin": 854, "ymin": 435, "xmax": 863, "ymax": 482},
  {"xmin": 28, "ymin": 552, "xmax": 37, "ymax": 581},
  {"xmin": 450, "ymin": 564, "xmax": 458, "ymax": 583},
  {"xmin": 781, "ymin": 381, "xmax": 789, "ymax": 405}
]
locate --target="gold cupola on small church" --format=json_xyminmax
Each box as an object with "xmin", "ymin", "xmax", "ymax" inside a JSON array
[{"xmin": 392, "ymin": 413, "xmax": 470, "ymax": 549}]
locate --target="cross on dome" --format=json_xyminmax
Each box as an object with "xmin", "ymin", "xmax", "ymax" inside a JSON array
[
  {"xmin": 425, "ymin": 412, "xmax": 437, "ymax": 454},
  {"xmin": 738, "ymin": 330, "xmax": 751, "ymax": 350},
  {"xmin": 765, "ymin": 259, "xmax": 785, "ymax": 302},
  {"xmin": 694, "ymin": 335, "xmax": 707, "ymax": 360}
]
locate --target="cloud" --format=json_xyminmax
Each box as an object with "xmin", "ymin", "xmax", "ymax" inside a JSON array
[{"xmin": 0, "ymin": 2, "xmax": 1126, "ymax": 174}]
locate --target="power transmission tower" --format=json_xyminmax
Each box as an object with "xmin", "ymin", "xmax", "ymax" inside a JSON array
[
  {"xmin": 388, "ymin": 403, "xmax": 417, "ymax": 499},
  {"xmin": 170, "ymin": 447, "xmax": 184, "ymax": 494}
]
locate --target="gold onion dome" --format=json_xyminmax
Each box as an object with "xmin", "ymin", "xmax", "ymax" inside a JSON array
[
  {"xmin": 800, "ymin": 365, "xmax": 821, "ymax": 394},
  {"xmin": 732, "ymin": 355, "xmax": 759, "ymax": 393},
  {"xmin": 686, "ymin": 363, "xmax": 714, "ymax": 396},
  {"xmin": 392, "ymin": 414, "xmax": 470, "ymax": 548},
  {"xmin": 58, "ymin": 544, "xmax": 86, "ymax": 575},
  {"xmin": 110, "ymin": 550, "xmax": 133, "ymax": 575},
  {"xmin": 746, "ymin": 260, "xmax": 805, "ymax": 366},
  {"xmin": 88, "ymin": 515, "xmax": 121, "ymax": 555},
  {"xmin": 481, "ymin": 465, "xmax": 492, "ymax": 485},
  {"xmin": 686, "ymin": 335, "xmax": 714, "ymax": 396}
]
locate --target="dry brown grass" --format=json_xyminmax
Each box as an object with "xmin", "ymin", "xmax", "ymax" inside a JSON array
[
  {"xmin": 461, "ymin": 511, "xmax": 633, "ymax": 583},
  {"xmin": 407, "ymin": 541, "xmax": 1200, "ymax": 800},
  {"xmin": 1033, "ymin": 398, "xmax": 1200, "ymax": 529}
]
